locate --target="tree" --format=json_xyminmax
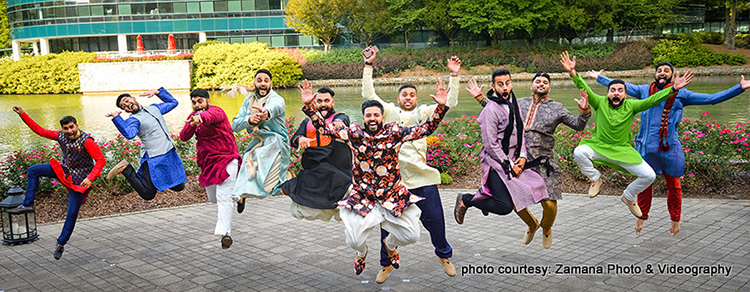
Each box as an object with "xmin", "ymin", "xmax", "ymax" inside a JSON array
[
  {"xmin": 285, "ymin": 0, "xmax": 348, "ymax": 53},
  {"xmin": 613, "ymin": 0, "xmax": 683, "ymax": 41},
  {"xmin": 345, "ymin": 0, "xmax": 393, "ymax": 45},
  {"xmin": 556, "ymin": 0, "xmax": 616, "ymax": 44},
  {"xmin": 0, "ymin": 0, "xmax": 10, "ymax": 49},
  {"xmin": 386, "ymin": 0, "xmax": 425, "ymax": 48},
  {"xmin": 449, "ymin": 0, "xmax": 557, "ymax": 45},
  {"xmin": 422, "ymin": 0, "xmax": 462, "ymax": 45}
]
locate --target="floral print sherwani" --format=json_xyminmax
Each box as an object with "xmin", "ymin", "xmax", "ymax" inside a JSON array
[{"xmin": 302, "ymin": 104, "xmax": 449, "ymax": 218}]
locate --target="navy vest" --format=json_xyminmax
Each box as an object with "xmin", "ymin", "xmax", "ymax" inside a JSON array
[{"xmin": 57, "ymin": 131, "xmax": 95, "ymax": 185}]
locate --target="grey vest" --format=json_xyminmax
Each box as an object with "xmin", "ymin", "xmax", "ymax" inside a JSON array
[{"xmin": 132, "ymin": 105, "xmax": 175, "ymax": 158}]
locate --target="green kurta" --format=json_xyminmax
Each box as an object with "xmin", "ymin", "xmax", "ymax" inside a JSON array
[{"xmin": 571, "ymin": 74, "xmax": 674, "ymax": 166}]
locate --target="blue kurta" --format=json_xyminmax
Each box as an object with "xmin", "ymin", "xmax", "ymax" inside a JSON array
[
  {"xmin": 112, "ymin": 88, "xmax": 187, "ymax": 191},
  {"xmin": 232, "ymin": 90, "xmax": 290, "ymax": 197},
  {"xmin": 597, "ymin": 75, "xmax": 745, "ymax": 177}
]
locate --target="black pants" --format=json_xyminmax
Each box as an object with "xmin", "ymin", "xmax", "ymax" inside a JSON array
[
  {"xmin": 122, "ymin": 161, "xmax": 184, "ymax": 200},
  {"xmin": 463, "ymin": 168, "xmax": 514, "ymax": 215}
]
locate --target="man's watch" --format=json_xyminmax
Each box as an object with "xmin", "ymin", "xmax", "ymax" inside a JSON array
[{"xmin": 364, "ymin": 61, "xmax": 373, "ymax": 66}]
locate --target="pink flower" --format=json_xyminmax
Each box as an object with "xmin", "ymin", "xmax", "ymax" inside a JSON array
[
  {"xmin": 688, "ymin": 173, "xmax": 694, "ymax": 177},
  {"xmin": 51, "ymin": 181, "xmax": 59, "ymax": 185},
  {"xmin": 702, "ymin": 112, "xmax": 708, "ymax": 116}
]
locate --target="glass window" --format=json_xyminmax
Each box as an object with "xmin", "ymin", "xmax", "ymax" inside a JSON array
[
  {"xmin": 55, "ymin": 7, "xmax": 65, "ymax": 18},
  {"xmin": 215, "ymin": 1, "xmax": 228, "ymax": 12},
  {"xmin": 103, "ymin": 5, "xmax": 116, "ymax": 16},
  {"xmin": 43, "ymin": 7, "xmax": 55, "ymax": 18},
  {"xmin": 270, "ymin": 0, "xmax": 281, "ymax": 10},
  {"xmin": 285, "ymin": 35, "xmax": 299, "ymax": 46},
  {"xmin": 271, "ymin": 35, "xmax": 283, "ymax": 46},
  {"xmin": 187, "ymin": 2, "xmax": 200, "ymax": 13},
  {"xmin": 78, "ymin": 6, "xmax": 90, "ymax": 17},
  {"xmin": 131, "ymin": 4, "xmax": 145, "ymax": 15},
  {"xmin": 242, "ymin": 0, "xmax": 254, "ymax": 10},
  {"xmin": 158, "ymin": 3, "xmax": 173, "ymax": 14},
  {"xmin": 90, "ymin": 5, "xmax": 104, "ymax": 16},
  {"xmin": 173, "ymin": 3, "xmax": 187, "ymax": 14},
  {"xmin": 118, "ymin": 4, "xmax": 131, "ymax": 15},
  {"xmin": 201, "ymin": 2, "xmax": 214, "ymax": 13},
  {"xmin": 244, "ymin": 36, "xmax": 257, "ymax": 43},
  {"xmin": 255, "ymin": 0, "xmax": 269, "ymax": 10},
  {"xmin": 229, "ymin": 1, "xmax": 241, "ymax": 11},
  {"xmin": 145, "ymin": 3, "xmax": 158, "ymax": 14}
]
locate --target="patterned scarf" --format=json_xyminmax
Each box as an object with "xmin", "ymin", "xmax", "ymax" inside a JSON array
[
  {"xmin": 487, "ymin": 89, "xmax": 523, "ymax": 160},
  {"xmin": 649, "ymin": 82, "xmax": 678, "ymax": 152}
]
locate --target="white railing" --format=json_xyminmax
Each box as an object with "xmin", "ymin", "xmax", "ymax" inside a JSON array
[{"xmin": 95, "ymin": 50, "xmax": 193, "ymax": 58}]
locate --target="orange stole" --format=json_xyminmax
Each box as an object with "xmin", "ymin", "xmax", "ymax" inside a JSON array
[{"xmin": 305, "ymin": 114, "xmax": 338, "ymax": 147}]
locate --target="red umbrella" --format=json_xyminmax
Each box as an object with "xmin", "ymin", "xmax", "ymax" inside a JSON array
[
  {"xmin": 136, "ymin": 35, "xmax": 145, "ymax": 55},
  {"xmin": 168, "ymin": 34, "xmax": 176, "ymax": 55}
]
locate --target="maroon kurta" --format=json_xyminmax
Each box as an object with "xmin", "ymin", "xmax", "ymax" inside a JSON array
[{"xmin": 179, "ymin": 106, "xmax": 241, "ymax": 186}]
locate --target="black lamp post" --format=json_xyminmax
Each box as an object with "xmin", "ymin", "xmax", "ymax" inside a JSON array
[{"xmin": 0, "ymin": 186, "xmax": 38, "ymax": 246}]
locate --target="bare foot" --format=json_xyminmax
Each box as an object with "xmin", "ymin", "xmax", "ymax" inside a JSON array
[
  {"xmin": 635, "ymin": 218, "xmax": 644, "ymax": 235},
  {"xmin": 670, "ymin": 221, "xmax": 680, "ymax": 236}
]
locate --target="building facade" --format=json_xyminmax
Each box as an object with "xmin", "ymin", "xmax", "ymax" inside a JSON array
[{"xmin": 6, "ymin": 0, "xmax": 316, "ymax": 60}]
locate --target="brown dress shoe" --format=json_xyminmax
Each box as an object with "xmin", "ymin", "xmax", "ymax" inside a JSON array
[{"xmin": 454, "ymin": 194, "xmax": 467, "ymax": 224}]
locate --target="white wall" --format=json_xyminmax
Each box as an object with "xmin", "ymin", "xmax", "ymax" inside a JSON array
[{"xmin": 78, "ymin": 60, "xmax": 192, "ymax": 93}]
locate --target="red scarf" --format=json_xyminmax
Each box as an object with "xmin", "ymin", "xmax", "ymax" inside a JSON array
[{"xmin": 649, "ymin": 82, "xmax": 678, "ymax": 151}]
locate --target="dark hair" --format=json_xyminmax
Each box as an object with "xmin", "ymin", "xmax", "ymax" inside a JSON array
[
  {"xmin": 655, "ymin": 62, "xmax": 674, "ymax": 73},
  {"xmin": 190, "ymin": 88, "xmax": 210, "ymax": 99},
  {"xmin": 532, "ymin": 72, "xmax": 551, "ymax": 84},
  {"xmin": 491, "ymin": 69, "xmax": 511, "ymax": 83},
  {"xmin": 607, "ymin": 79, "xmax": 626, "ymax": 90},
  {"xmin": 59, "ymin": 116, "xmax": 77, "ymax": 126},
  {"xmin": 116, "ymin": 93, "xmax": 131, "ymax": 108},
  {"xmin": 317, "ymin": 87, "xmax": 335, "ymax": 97},
  {"xmin": 398, "ymin": 84, "xmax": 417, "ymax": 94},
  {"xmin": 361, "ymin": 100, "xmax": 384, "ymax": 115},
  {"xmin": 255, "ymin": 69, "xmax": 272, "ymax": 79}
]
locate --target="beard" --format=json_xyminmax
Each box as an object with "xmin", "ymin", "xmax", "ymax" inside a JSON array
[
  {"xmin": 256, "ymin": 86, "xmax": 271, "ymax": 97},
  {"xmin": 655, "ymin": 76, "xmax": 672, "ymax": 90},
  {"xmin": 318, "ymin": 106, "xmax": 333, "ymax": 118},
  {"xmin": 364, "ymin": 121, "xmax": 383, "ymax": 136},
  {"xmin": 608, "ymin": 96, "xmax": 624, "ymax": 109}
]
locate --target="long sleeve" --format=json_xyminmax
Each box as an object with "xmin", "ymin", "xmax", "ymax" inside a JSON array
[
  {"xmin": 83, "ymin": 138, "xmax": 106, "ymax": 182},
  {"xmin": 153, "ymin": 87, "xmax": 179, "ymax": 115},
  {"xmin": 481, "ymin": 108, "xmax": 509, "ymax": 164},
  {"xmin": 446, "ymin": 75, "xmax": 459, "ymax": 109},
  {"xmin": 630, "ymin": 86, "xmax": 675, "ymax": 113},
  {"xmin": 232, "ymin": 95, "xmax": 253, "ymax": 133},
  {"xmin": 19, "ymin": 112, "xmax": 59, "ymax": 140},
  {"xmin": 199, "ymin": 106, "xmax": 227, "ymax": 125},
  {"xmin": 399, "ymin": 105, "xmax": 449, "ymax": 143},
  {"xmin": 290, "ymin": 119, "xmax": 308, "ymax": 148},
  {"xmin": 362, "ymin": 67, "xmax": 399, "ymax": 121},
  {"xmin": 264, "ymin": 93, "xmax": 286, "ymax": 122},
  {"xmin": 597, "ymin": 75, "xmax": 645, "ymax": 99},
  {"xmin": 178, "ymin": 112, "xmax": 197, "ymax": 142},
  {"xmin": 571, "ymin": 74, "xmax": 605, "ymax": 110},
  {"xmin": 112, "ymin": 115, "xmax": 140, "ymax": 139},
  {"xmin": 558, "ymin": 105, "xmax": 591, "ymax": 131},
  {"xmin": 301, "ymin": 105, "xmax": 348, "ymax": 140},
  {"xmin": 683, "ymin": 84, "xmax": 745, "ymax": 106}
]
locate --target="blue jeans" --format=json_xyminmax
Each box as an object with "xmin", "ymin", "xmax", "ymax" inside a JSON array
[
  {"xmin": 380, "ymin": 185, "xmax": 452, "ymax": 266},
  {"xmin": 24, "ymin": 163, "xmax": 86, "ymax": 246}
]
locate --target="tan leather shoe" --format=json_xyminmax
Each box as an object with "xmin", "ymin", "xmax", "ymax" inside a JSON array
[
  {"xmin": 588, "ymin": 179, "xmax": 602, "ymax": 198},
  {"xmin": 106, "ymin": 159, "xmax": 129, "ymax": 180},
  {"xmin": 439, "ymin": 258, "xmax": 456, "ymax": 277},
  {"xmin": 542, "ymin": 233, "xmax": 553, "ymax": 249},
  {"xmin": 454, "ymin": 194, "xmax": 467, "ymax": 224},
  {"xmin": 376, "ymin": 265, "xmax": 394, "ymax": 284},
  {"xmin": 621, "ymin": 195, "xmax": 643, "ymax": 217},
  {"xmin": 523, "ymin": 220, "xmax": 540, "ymax": 245}
]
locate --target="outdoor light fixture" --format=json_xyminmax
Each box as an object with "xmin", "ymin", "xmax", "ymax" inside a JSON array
[{"xmin": 0, "ymin": 186, "xmax": 38, "ymax": 246}]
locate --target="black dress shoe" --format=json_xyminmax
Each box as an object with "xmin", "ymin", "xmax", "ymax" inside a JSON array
[
  {"xmin": 237, "ymin": 198, "xmax": 245, "ymax": 214},
  {"xmin": 54, "ymin": 244, "xmax": 64, "ymax": 260}
]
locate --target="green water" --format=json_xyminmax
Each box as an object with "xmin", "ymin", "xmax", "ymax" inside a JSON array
[{"xmin": 1, "ymin": 75, "xmax": 748, "ymax": 157}]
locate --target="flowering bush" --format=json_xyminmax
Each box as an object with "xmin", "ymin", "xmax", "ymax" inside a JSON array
[{"xmin": 427, "ymin": 115, "xmax": 483, "ymax": 176}]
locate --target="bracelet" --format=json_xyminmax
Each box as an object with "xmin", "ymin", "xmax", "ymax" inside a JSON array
[
  {"xmin": 364, "ymin": 61, "xmax": 373, "ymax": 66},
  {"xmin": 450, "ymin": 73, "xmax": 458, "ymax": 76}
]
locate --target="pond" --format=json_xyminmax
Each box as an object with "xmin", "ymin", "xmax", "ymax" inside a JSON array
[{"xmin": 0, "ymin": 75, "xmax": 748, "ymax": 157}]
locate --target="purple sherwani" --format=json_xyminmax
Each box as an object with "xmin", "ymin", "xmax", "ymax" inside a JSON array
[{"xmin": 475, "ymin": 100, "xmax": 548, "ymax": 211}]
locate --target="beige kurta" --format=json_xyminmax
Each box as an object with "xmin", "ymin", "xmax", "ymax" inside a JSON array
[{"xmin": 362, "ymin": 67, "xmax": 459, "ymax": 189}]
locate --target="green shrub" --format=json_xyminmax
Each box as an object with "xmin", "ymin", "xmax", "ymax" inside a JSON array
[
  {"xmin": 192, "ymin": 42, "xmax": 302, "ymax": 88},
  {"xmin": 665, "ymin": 32, "xmax": 724, "ymax": 45},
  {"xmin": 0, "ymin": 51, "xmax": 96, "ymax": 94},
  {"xmin": 440, "ymin": 172, "xmax": 453, "ymax": 185},
  {"xmin": 652, "ymin": 40, "xmax": 745, "ymax": 67},
  {"xmin": 735, "ymin": 34, "xmax": 750, "ymax": 49}
]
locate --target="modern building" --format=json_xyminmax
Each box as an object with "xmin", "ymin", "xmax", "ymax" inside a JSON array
[{"xmin": 6, "ymin": 0, "xmax": 317, "ymax": 60}]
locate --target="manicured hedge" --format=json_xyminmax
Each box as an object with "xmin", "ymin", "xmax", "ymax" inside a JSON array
[
  {"xmin": 0, "ymin": 51, "xmax": 96, "ymax": 94},
  {"xmin": 192, "ymin": 42, "xmax": 303, "ymax": 88}
]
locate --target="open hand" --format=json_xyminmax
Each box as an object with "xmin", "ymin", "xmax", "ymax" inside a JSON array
[
  {"xmin": 447, "ymin": 56, "xmax": 461, "ymax": 73},
  {"xmin": 297, "ymin": 136, "xmax": 314, "ymax": 150},
  {"xmin": 465, "ymin": 79, "xmax": 485, "ymax": 99},
  {"xmin": 12, "ymin": 106, "xmax": 24, "ymax": 114},
  {"xmin": 585, "ymin": 69, "xmax": 603, "ymax": 80},
  {"xmin": 139, "ymin": 88, "xmax": 159, "ymax": 98},
  {"xmin": 430, "ymin": 81, "xmax": 450, "ymax": 107},
  {"xmin": 559, "ymin": 51, "xmax": 576, "ymax": 75},
  {"xmin": 740, "ymin": 75, "xmax": 750, "ymax": 90},
  {"xmin": 575, "ymin": 89, "xmax": 589, "ymax": 110},
  {"xmin": 106, "ymin": 110, "xmax": 122, "ymax": 118},
  {"xmin": 298, "ymin": 80, "xmax": 315, "ymax": 105},
  {"xmin": 673, "ymin": 69, "xmax": 694, "ymax": 90}
]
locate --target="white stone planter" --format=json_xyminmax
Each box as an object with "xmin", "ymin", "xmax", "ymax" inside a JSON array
[{"xmin": 78, "ymin": 60, "xmax": 192, "ymax": 93}]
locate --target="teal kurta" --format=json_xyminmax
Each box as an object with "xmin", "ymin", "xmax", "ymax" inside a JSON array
[
  {"xmin": 232, "ymin": 90, "xmax": 290, "ymax": 197},
  {"xmin": 571, "ymin": 74, "xmax": 674, "ymax": 166}
]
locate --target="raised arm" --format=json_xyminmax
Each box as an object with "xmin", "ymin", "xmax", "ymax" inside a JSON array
[
  {"xmin": 558, "ymin": 97, "xmax": 591, "ymax": 131},
  {"xmin": 445, "ymin": 56, "xmax": 461, "ymax": 109},
  {"xmin": 466, "ymin": 79, "xmax": 489, "ymax": 107},
  {"xmin": 140, "ymin": 87, "xmax": 179, "ymax": 114},
  {"xmin": 586, "ymin": 69, "xmax": 645, "ymax": 99},
  {"xmin": 14, "ymin": 107, "xmax": 59, "ymax": 140},
  {"xmin": 299, "ymin": 81, "xmax": 348, "ymax": 139},
  {"xmin": 399, "ymin": 81, "xmax": 450, "ymax": 142},
  {"xmin": 561, "ymin": 51, "xmax": 603, "ymax": 109},
  {"xmin": 112, "ymin": 116, "xmax": 141, "ymax": 139},
  {"xmin": 631, "ymin": 70, "xmax": 694, "ymax": 113},
  {"xmin": 178, "ymin": 112, "xmax": 197, "ymax": 141},
  {"xmin": 683, "ymin": 76, "xmax": 747, "ymax": 106}
]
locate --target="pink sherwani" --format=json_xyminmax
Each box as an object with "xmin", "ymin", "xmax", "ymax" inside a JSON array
[
  {"xmin": 475, "ymin": 100, "xmax": 548, "ymax": 211},
  {"xmin": 179, "ymin": 106, "xmax": 241, "ymax": 187}
]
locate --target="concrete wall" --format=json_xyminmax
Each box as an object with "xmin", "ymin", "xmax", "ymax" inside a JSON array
[{"xmin": 78, "ymin": 60, "xmax": 192, "ymax": 93}]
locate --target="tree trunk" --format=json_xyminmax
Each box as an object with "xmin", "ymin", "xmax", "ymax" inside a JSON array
[
  {"xmin": 724, "ymin": 4, "xmax": 731, "ymax": 45},
  {"xmin": 729, "ymin": 0, "xmax": 737, "ymax": 50},
  {"xmin": 324, "ymin": 43, "xmax": 330, "ymax": 54},
  {"xmin": 607, "ymin": 29, "xmax": 614, "ymax": 43}
]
